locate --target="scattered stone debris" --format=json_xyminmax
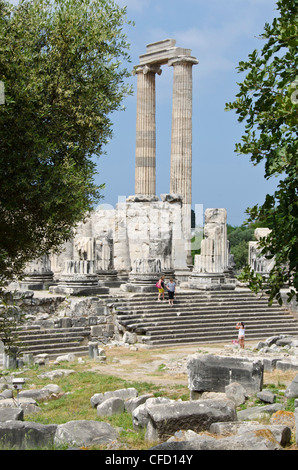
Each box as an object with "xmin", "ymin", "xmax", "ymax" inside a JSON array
[{"xmin": 0, "ymin": 333, "xmax": 297, "ymax": 449}]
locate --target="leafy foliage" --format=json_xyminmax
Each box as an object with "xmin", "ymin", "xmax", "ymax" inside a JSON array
[
  {"xmin": 225, "ymin": 0, "xmax": 298, "ymax": 304},
  {"xmin": 0, "ymin": 295, "xmax": 24, "ymax": 356},
  {"xmin": 227, "ymin": 225, "xmax": 255, "ymax": 270},
  {"xmin": 0, "ymin": 0, "xmax": 133, "ymax": 288}
]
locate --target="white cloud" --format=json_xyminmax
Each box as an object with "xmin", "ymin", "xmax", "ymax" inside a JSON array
[
  {"xmin": 116, "ymin": 0, "xmax": 150, "ymax": 13},
  {"xmin": 148, "ymin": 0, "xmax": 277, "ymax": 81}
]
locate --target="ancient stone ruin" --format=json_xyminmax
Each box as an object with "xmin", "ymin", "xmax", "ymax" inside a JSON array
[
  {"xmin": 1, "ymin": 39, "xmax": 298, "ymax": 451},
  {"xmin": 17, "ymin": 39, "xmax": 238, "ymax": 295},
  {"xmin": 3, "ymin": 39, "xmax": 297, "ymax": 362},
  {"xmin": 187, "ymin": 208, "xmax": 236, "ymax": 290},
  {"xmin": 248, "ymin": 228, "xmax": 274, "ymax": 277}
]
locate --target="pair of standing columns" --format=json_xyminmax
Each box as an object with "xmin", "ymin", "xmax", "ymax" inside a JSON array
[{"xmin": 134, "ymin": 56, "xmax": 198, "ymax": 208}]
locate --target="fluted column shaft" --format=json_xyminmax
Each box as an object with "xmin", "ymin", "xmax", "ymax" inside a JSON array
[
  {"xmin": 169, "ymin": 57, "xmax": 197, "ymax": 205},
  {"xmin": 169, "ymin": 57, "xmax": 198, "ymax": 264},
  {"xmin": 135, "ymin": 64, "xmax": 161, "ymax": 196}
]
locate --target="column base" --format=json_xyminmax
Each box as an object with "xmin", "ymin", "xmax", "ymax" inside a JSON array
[
  {"xmin": 187, "ymin": 272, "xmax": 236, "ymax": 291},
  {"xmin": 97, "ymin": 270, "xmax": 124, "ymax": 288},
  {"xmin": 120, "ymin": 272, "xmax": 160, "ymax": 293},
  {"xmin": 18, "ymin": 273, "xmax": 55, "ymax": 291},
  {"xmin": 49, "ymin": 274, "xmax": 109, "ymax": 296}
]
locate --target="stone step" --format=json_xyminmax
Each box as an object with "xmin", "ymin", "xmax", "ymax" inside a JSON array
[
  {"xmin": 142, "ymin": 326, "xmax": 298, "ymax": 345},
  {"xmin": 116, "ymin": 307, "xmax": 284, "ymax": 320},
  {"xmin": 5, "ymin": 289, "xmax": 297, "ymax": 354},
  {"xmin": 20, "ymin": 341, "xmax": 89, "ymax": 354},
  {"xmin": 114, "ymin": 298, "xmax": 283, "ymax": 310},
  {"xmin": 116, "ymin": 301, "xmax": 283, "ymax": 311},
  {"xmin": 113, "ymin": 289, "xmax": 298, "ymax": 347},
  {"xmin": 114, "ymin": 297, "xmax": 280, "ymax": 307},
  {"xmin": 21, "ymin": 345, "xmax": 90, "ymax": 359},
  {"xmin": 145, "ymin": 322, "xmax": 298, "ymax": 336},
  {"xmin": 115, "ymin": 291, "xmax": 278, "ymax": 300},
  {"xmin": 122, "ymin": 317, "xmax": 298, "ymax": 333},
  {"xmin": 18, "ymin": 334, "xmax": 86, "ymax": 348},
  {"xmin": 117, "ymin": 308, "xmax": 293, "ymax": 322},
  {"xmin": 146, "ymin": 327, "xmax": 298, "ymax": 341},
  {"xmin": 12, "ymin": 326, "xmax": 91, "ymax": 359},
  {"xmin": 114, "ymin": 291, "xmax": 277, "ymax": 301},
  {"xmin": 16, "ymin": 327, "xmax": 90, "ymax": 340}
]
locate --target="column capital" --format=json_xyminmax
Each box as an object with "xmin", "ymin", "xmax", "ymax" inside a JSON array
[
  {"xmin": 133, "ymin": 64, "xmax": 162, "ymax": 76},
  {"xmin": 168, "ymin": 55, "xmax": 198, "ymax": 67}
]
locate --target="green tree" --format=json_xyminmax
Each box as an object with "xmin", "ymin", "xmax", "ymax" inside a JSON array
[
  {"xmin": 227, "ymin": 225, "xmax": 255, "ymax": 270},
  {"xmin": 225, "ymin": 0, "xmax": 298, "ymax": 304},
  {"xmin": 0, "ymin": 0, "xmax": 132, "ymax": 289}
]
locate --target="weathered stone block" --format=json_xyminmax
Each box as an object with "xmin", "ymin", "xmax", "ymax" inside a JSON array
[
  {"xmin": 90, "ymin": 387, "xmax": 138, "ymax": 409},
  {"xmin": 225, "ymin": 382, "xmax": 247, "ymax": 406},
  {"xmin": 54, "ymin": 420, "xmax": 118, "ymax": 448},
  {"xmin": 132, "ymin": 397, "xmax": 173, "ymax": 431},
  {"xmin": 257, "ymin": 390, "xmax": 276, "ymax": 404},
  {"xmin": 209, "ymin": 422, "xmax": 291, "ymax": 447},
  {"xmin": 90, "ymin": 325, "xmax": 103, "ymax": 337},
  {"xmin": 237, "ymin": 403, "xmax": 283, "ymax": 421},
  {"xmin": 0, "ymin": 408, "xmax": 23, "ymax": 422},
  {"xmin": 187, "ymin": 354, "xmax": 263, "ymax": 395},
  {"xmin": 125, "ymin": 394, "xmax": 153, "ymax": 414},
  {"xmin": 145, "ymin": 399, "xmax": 237, "ymax": 442},
  {"xmin": 0, "ymin": 421, "xmax": 57, "ymax": 449},
  {"xmin": 284, "ymin": 373, "xmax": 298, "ymax": 398},
  {"xmin": 97, "ymin": 397, "xmax": 125, "ymax": 417}
]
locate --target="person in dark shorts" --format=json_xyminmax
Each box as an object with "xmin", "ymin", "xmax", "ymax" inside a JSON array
[{"xmin": 166, "ymin": 278, "xmax": 176, "ymax": 305}]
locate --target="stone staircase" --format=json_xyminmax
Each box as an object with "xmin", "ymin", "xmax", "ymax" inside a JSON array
[
  {"xmin": 4, "ymin": 288, "xmax": 298, "ymax": 361},
  {"xmin": 114, "ymin": 289, "xmax": 298, "ymax": 348},
  {"xmin": 13, "ymin": 325, "xmax": 91, "ymax": 359}
]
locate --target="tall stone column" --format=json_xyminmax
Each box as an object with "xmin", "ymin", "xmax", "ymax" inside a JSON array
[
  {"xmin": 134, "ymin": 64, "xmax": 161, "ymax": 196},
  {"xmin": 169, "ymin": 56, "xmax": 198, "ymax": 205},
  {"xmin": 169, "ymin": 56, "xmax": 198, "ymax": 263}
]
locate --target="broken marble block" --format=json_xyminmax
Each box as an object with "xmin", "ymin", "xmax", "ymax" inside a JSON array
[
  {"xmin": 145, "ymin": 399, "xmax": 237, "ymax": 442},
  {"xmin": 187, "ymin": 354, "xmax": 264, "ymax": 397}
]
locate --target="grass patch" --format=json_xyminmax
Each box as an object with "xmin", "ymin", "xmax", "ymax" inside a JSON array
[
  {"xmin": 3, "ymin": 348, "xmax": 297, "ymax": 450},
  {"xmin": 12, "ymin": 358, "xmax": 188, "ymax": 449}
]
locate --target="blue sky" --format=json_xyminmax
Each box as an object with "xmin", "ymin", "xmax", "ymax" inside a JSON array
[
  {"xmin": 8, "ymin": 0, "xmax": 280, "ymax": 226},
  {"xmin": 96, "ymin": 0, "xmax": 280, "ymax": 226}
]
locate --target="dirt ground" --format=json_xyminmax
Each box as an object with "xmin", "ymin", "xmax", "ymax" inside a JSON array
[
  {"xmin": 90, "ymin": 343, "xmax": 203, "ymax": 385},
  {"xmin": 89, "ymin": 340, "xmax": 296, "ymax": 387}
]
